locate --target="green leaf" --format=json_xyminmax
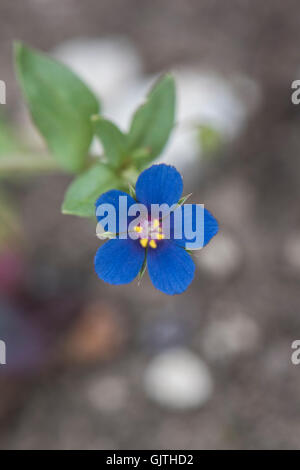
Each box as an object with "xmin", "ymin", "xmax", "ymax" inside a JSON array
[
  {"xmin": 0, "ymin": 153, "xmax": 59, "ymax": 177},
  {"xmin": 91, "ymin": 115, "xmax": 128, "ymax": 167},
  {"xmin": 130, "ymin": 147, "xmax": 151, "ymax": 161},
  {"xmin": 127, "ymin": 74, "xmax": 175, "ymax": 167},
  {"xmin": 128, "ymin": 183, "xmax": 136, "ymax": 200},
  {"xmin": 177, "ymin": 193, "xmax": 192, "ymax": 207},
  {"xmin": 62, "ymin": 163, "xmax": 119, "ymax": 217},
  {"xmin": 14, "ymin": 41, "xmax": 99, "ymax": 173}
]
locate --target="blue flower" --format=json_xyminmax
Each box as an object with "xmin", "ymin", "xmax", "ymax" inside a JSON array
[{"xmin": 94, "ymin": 164, "xmax": 218, "ymax": 295}]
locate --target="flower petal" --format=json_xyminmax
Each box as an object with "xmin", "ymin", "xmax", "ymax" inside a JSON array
[
  {"xmin": 95, "ymin": 189, "xmax": 136, "ymax": 235},
  {"xmin": 147, "ymin": 240, "xmax": 195, "ymax": 295},
  {"xmin": 170, "ymin": 204, "xmax": 219, "ymax": 249},
  {"xmin": 94, "ymin": 239, "xmax": 145, "ymax": 285},
  {"xmin": 135, "ymin": 164, "xmax": 183, "ymax": 208}
]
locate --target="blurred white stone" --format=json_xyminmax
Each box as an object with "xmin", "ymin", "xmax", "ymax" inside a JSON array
[
  {"xmin": 53, "ymin": 36, "xmax": 143, "ymax": 107},
  {"xmin": 171, "ymin": 68, "xmax": 247, "ymax": 138},
  {"xmin": 157, "ymin": 68, "xmax": 261, "ymax": 175},
  {"xmin": 85, "ymin": 375, "xmax": 129, "ymax": 413},
  {"xmin": 231, "ymin": 73, "xmax": 262, "ymax": 117},
  {"xmin": 283, "ymin": 232, "xmax": 300, "ymax": 272},
  {"xmin": 197, "ymin": 232, "xmax": 242, "ymax": 278},
  {"xmin": 202, "ymin": 312, "xmax": 260, "ymax": 360},
  {"xmin": 144, "ymin": 347, "xmax": 213, "ymax": 410},
  {"xmin": 105, "ymin": 76, "xmax": 156, "ymax": 131}
]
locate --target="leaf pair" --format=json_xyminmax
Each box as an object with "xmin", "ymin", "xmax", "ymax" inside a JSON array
[
  {"xmin": 91, "ymin": 72, "xmax": 175, "ymax": 167},
  {"xmin": 62, "ymin": 73, "xmax": 176, "ymax": 217}
]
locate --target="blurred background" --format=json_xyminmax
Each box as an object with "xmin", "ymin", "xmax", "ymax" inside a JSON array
[{"xmin": 0, "ymin": 0, "xmax": 300, "ymax": 450}]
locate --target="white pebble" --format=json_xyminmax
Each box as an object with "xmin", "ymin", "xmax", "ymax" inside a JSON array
[
  {"xmin": 53, "ymin": 37, "xmax": 142, "ymax": 104},
  {"xmin": 197, "ymin": 232, "xmax": 242, "ymax": 278},
  {"xmin": 144, "ymin": 348, "xmax": 213, "ymax": 410}
]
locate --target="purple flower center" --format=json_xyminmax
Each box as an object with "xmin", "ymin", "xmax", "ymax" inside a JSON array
[{"xmin": 134, "ymin": 218, "xmax": 164, "ymax": 249}]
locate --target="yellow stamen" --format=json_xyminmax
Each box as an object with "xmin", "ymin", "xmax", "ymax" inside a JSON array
[
  {"xmin": 140, "ymin": 238, "xmax": 148, "ymax": 248},
  {"xmin": 134, "ymin": 225, "xmax": 142, "ymax": 233},
  {"xmin": 157, "ymin": 233, "xmax": 165, "ymax": 240},
  {"xmin": 152, "ymin": 219, "xmax": 160, "ymax": 229},
  {"xmin": 149, "ymin": 239, "xmax": 157, "ymax": 249}
]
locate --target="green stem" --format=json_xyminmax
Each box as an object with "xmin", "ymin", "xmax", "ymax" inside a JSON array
[{"xmin": 0, "ymin": 153, "xmax": 61, "ymax": 176}]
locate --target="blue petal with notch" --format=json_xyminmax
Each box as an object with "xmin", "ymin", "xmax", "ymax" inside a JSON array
[
  {"xmin": 94, "ymin": 239, "xmax": 145, "ymax": 285},
  {"xmin": 170, "ymin": 204, "xmax": 219, "ymax": 249},
  {"xmin": 147, "ymin": 240, "xmax": 195, "ymax": 295},
  {"xmin": 135, "ymin": 164, "xmax": 183, "ymax": 208}
]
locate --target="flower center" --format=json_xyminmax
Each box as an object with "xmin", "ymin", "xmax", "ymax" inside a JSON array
[{"xmin": 134, "ymin": 218, "xmax": 164, "ymax": 249}]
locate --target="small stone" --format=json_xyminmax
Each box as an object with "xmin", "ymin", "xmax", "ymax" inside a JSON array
[
  {"xmin": 53, "ymin": 37, "xmax": 142, "ymax": 103},
  {"xmin": 144, "ymin": 348, "xmax": 213, "ymax": 410},
  {"xmin": 197, "ymin": 232, "xmax": 242, "ymax": 278},
  {"xmin": 202, "ymin": 311, "xmax": 260, "ymax": 360}
]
